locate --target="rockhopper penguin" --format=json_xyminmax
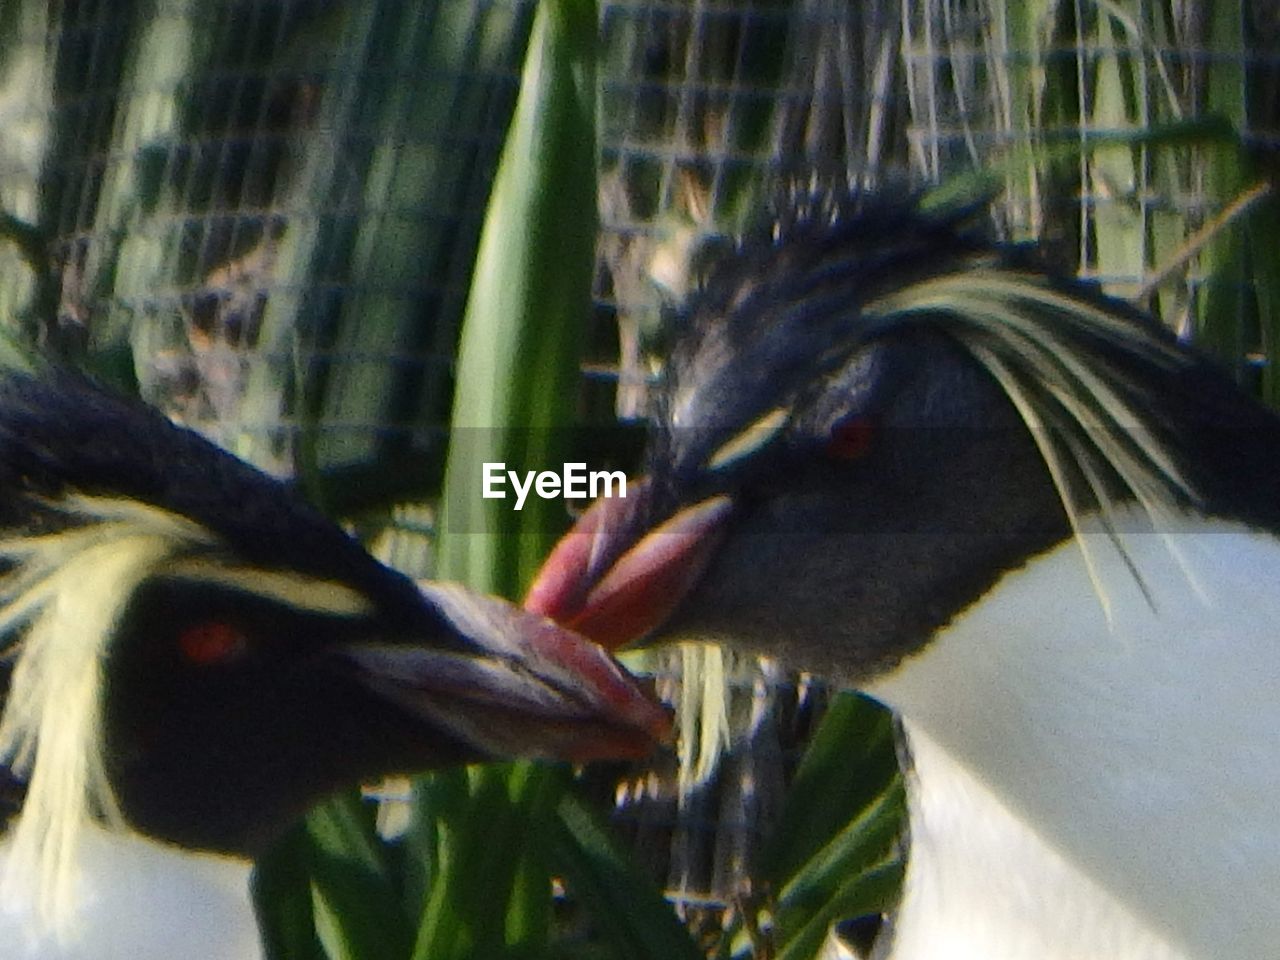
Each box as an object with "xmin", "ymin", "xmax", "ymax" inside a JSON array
[{"xmin": 527, "ymin": 194, "xmax": 1280, "ymax": 960}]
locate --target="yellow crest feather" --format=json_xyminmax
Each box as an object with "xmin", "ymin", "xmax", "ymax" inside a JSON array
[{"xmin": 0, "ymin": 498, "xmax": 212, "ymax": 935}]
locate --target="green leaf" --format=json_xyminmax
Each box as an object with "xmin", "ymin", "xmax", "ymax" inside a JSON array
[
  {"xmin": 550, "ymin": 790, "xmax": 704, "ymax": 960},
  {"xmin": 763, "ymin": 693, "xmax": 899, "ymax": 886},
  {"xmin": 437, "ymin": 0, "xmax": 600, "ymax": 596},
  {"xmin": 412, "ymin": 2, "xmax": 603, "ymax": 958},
  {"xmin": 253, "ymin": 824, "xmax": 326, "ymax": 960},
  {"xmin": 774, "ymin": 861, "xmax": 903, "ymax": 960},
  {"xmin": 305, "ymin": 794, "xmax": 416, "ymax": 960},
  {"xmin": 410, "ymin": 764, "xmax": 563, "ymax": 960},
  {"xmin": 1088, "ymin": 3, "xmax": 1145, "ymax": 298},
  {"xmin": 254, "ymin": 793, "xmax": 416, "ymax": 960},
  {"xmin": 763, "ymin": 693, "xmax": 905, "ymax": 960}
]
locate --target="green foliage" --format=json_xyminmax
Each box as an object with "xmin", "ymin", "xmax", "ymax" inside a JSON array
[
  {"xmin": 1, "ymin": 3, "xmax": 1277, "ymax": 959},
  {"xmin": 437, "ymin": 0, "xmax": 600, "ymax": 597},
  {"xmin": 551, "ymin": 790, "xmax": 705, "ymax": 960},
  {"xmin": 767, "ymin": 696, "xmax": 903, "ymax": 960}
]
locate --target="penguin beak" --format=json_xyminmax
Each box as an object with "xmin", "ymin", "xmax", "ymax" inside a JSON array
[
  {"xmin": 524, "ymin": 481, "xmax": 734, "ymax": 650},
  {"xmin": 342, "ymin": 582, "xmax": 672, "ymax": 762}
]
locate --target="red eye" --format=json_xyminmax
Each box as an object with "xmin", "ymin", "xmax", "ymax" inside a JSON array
[
  {"xmin": 179, "ymin": 621, "xmax": 248, "ymax": 666},
  {"xmin": 825, "ymin": 415, "xmax": 874, "ymax": 461}
]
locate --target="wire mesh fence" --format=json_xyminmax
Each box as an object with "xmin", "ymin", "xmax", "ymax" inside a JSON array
[
  {"xmin": 1, "ymin": 2, "xmax": 1278, "ymax": 956},
  {"xmin": 594, "ymin": 0, "xmax": 1280, "ymax": 419},
  {"xmin": 3, "ymin": 0, "xmax": 535, "ymax": 476},
  {"xmin": 6, "ymin": 3, "xmax": 1275, "ymax": 458}
]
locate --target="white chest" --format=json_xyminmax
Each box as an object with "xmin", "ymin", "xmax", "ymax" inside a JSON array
[
  {"xmin": 0, "ymin": 826, "xmax": 261, "ymax": 960},
  {"xmin": 864, "ymin": 523, "xmax": 1280, "ymax": 959}
]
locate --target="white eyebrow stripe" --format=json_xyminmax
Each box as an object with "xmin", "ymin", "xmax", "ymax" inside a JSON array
[
  {"xmin": 707, "ymin": 406, "xmax": 790, "ymax": 471},
  {"xmin": 160, "ymin": 560, "xmax": 375, "ymax": 618}
]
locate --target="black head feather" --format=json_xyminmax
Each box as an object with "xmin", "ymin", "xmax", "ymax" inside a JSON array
[
  {"xmin": 0, "ymin": 369, "xmax": 430, "ymax": 624},
  {"xmin": 654, "ymin": 193, "xmax": 1280, "ymax": 535},
  {"xmin": 535, "ymin": 192, "xmax": 1280, "ymax": 680}
]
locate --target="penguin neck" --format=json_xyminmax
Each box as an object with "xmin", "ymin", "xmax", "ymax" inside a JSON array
[{"xmin": 864, "ymin": 518, "xmax": 1280, "ymax": 959}]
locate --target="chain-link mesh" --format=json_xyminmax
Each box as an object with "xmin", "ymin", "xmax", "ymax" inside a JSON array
[
  {"xmin": 6, "ymin": 2, "xmax": 1276, "ymax": 454},
  {"xmin": 1, "ymin": 0, "xmax": 1278, "ymax": 949}
]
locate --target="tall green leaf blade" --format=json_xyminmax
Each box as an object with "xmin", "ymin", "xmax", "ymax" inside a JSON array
[
  {"xmin": 775, "ymin": 861, "xmax": 903, "ymax": 960},
  {"xmin": 436, "ymin": 0, "xmax": 599, "ymax": 597},
  {"xmin": 1193, "ymin": 1, "xmax": 1251, "ymax": 375},
  {"xmin": 415, "ymin": 2, "xmax": 602, "ymax": 959},
  {"xmin": 253, "ymin": 824, "xmax": 328, "ymax": 960},
  {"xmin": 409, "ymin": 765, "xmax": 562, "ymax": 960},
  {"xmin": 255, "ymin": 794, "xmax": 416, "ymax": 960}
]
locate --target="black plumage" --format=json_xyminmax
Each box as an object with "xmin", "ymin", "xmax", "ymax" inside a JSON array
[{"xmin": 0, "ymin": 370, "xmax": 429, "ymax": 625}]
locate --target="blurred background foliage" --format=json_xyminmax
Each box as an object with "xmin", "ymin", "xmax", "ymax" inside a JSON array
[{"xmin": 0, "ymin": 1, "xmax": 1276, "ymax": 958}]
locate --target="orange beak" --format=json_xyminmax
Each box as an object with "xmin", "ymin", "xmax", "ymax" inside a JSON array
[{"xmin": 525, "ymin": 479, "xmax": 733, "ymax": 649}]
